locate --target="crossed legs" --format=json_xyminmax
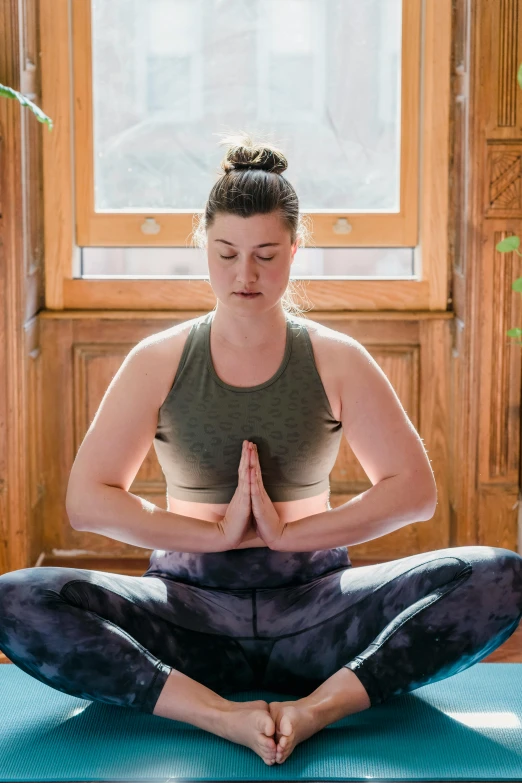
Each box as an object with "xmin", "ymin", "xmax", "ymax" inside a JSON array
[{"xmin": 0, "ymin": 546, "xmax": 520, "ymax": 765}]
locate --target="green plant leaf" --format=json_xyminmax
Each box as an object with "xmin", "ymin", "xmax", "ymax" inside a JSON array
[
  {"xmin": 507, "ymin": 328, "xmax": 522, "ymax": 337},
  {"xmin": 0, "ymin": 84, "xmax": 53, "ymax": 129},
  {"xmin": 518, "ymin": 62, "xmax": 522, "ymax": 90},
  {"xmin": 512, "ymin": 277, "xmax": 522, "ymax": 292},
  {"xmin": 496, "ymin": 235, "xmax": 520, "ymax": 252}
]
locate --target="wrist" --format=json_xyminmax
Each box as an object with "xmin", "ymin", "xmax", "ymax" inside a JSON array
[
  {"xmin": 266, "ymin": 522, "xmax": 288, "ymax": 551},
  {"xmin": 212, "ymin": 519, "xmax": 237, "ymax": 552}
]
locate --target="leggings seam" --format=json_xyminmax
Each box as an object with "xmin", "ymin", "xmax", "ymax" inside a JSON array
[
  {"xmin": 147, "ymin": 662, "xmax": 164, "ymax": 700},
  {"xmin": 252, "ymin": 589, "xmax": 258, "ymax": 637},
  {"xmin": 352, "ymin": 559, "xmax": 473, "ymax": 661}
]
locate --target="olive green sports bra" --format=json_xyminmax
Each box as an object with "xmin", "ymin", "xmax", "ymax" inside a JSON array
[{"xmin": 153, "ymin": 310, "xmax": 343, "ymax": 503}]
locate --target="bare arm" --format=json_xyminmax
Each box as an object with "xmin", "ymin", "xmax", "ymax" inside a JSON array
[
  {"xmin": 273, "ymin": 470, "xmax": 435, "ymax": 552},
  {"xmin": 66, "ymin": 336, "xmax": 228, "ymax": 553},
  {"xmin": 70, "ymin": 483, "xmax": 227, "ymax": 553},
  {"xmin": 272, "ymin": 338, "xmax": 437, "ymax": 552}
]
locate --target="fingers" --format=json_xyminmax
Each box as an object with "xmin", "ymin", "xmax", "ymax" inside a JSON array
[
  {"xmin": 241, "ymin": 440, "xmax": 248, "ymax": 476},
  {"xmin": 241, "ymin": 441, "xmax": 252, "ymax": 495},
  {"xmin": 240, "ymin": 441, "xmax": 260, "ymax": 492},
  {"xmin": 250, "ymin": 443, "xmax": 261, "ymax": 493}
]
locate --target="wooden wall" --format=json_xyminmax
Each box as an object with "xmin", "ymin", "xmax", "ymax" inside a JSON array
[
  {"xmin": 449, "ymin": 0, "xmax": 522, "ymax": 550},
  {"xmin": 0, "ymin": 0, "xmax": 45, "ymax": 575},
  {"xmin": 1, "ymin": 0, "xmax": 521, "ymax": 574}
]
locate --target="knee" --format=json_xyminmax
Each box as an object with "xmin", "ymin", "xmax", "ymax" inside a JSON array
[
  {"xmin": 0, "ymin": 566, "xmax": 80, "ymax": 611},
  {"xmin": 0, "ymin": 568, "xmax": 43, "ymax": 614},
  {"xmin": 0, "ymin": 567, "xmax": 35, "ymax": 593},
  {"xmin": 490, "ymin": 546, "xmax": 522, "ymax": 588},
  {"xmin": 449, "ymin": 545, "xmax": 522, "ymax": 573},
  {"xmin": 452, "ymin": 545, "xmax": 522, "ymax": 614}
]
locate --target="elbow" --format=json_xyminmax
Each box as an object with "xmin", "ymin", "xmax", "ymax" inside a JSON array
[
  {"xmin": 66, "ymin": 493, "xmax": 86, "ymax": 530},
  {"xmin": 418, "ymin": 500, "xmax": 437, "ymax": 522},
  {"xmin": 66, "ymin": 475, "xmax": 94, "ymax": 530},
  {"xmin": 417, "ymin": 487, "xmax": 438, "ymax": 521},
  {"xmin": 405, "ymin": 470, "xmax": 437, "ymax": 521}
]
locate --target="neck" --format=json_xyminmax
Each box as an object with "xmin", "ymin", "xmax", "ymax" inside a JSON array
[{"xmin": 210, "ymin": 305, "xmax": 287, "ymax": 349}]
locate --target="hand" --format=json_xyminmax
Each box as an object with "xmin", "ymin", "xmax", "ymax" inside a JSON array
[
  {"xmin": 218, "ymin": 440, "xmax": 253, "ymax": 550},
  {"xmin": 250, "ymin": 443, "xmax": 286, "ymax": 549}
]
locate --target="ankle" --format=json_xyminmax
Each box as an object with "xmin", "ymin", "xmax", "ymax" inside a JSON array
[
  {"xmin": 305, "ymin": 667, "xmax": 372, "ymax": 723},
  {"xmin": 153, "ymin": 669, "xmax": 229, "ymax": 729}
]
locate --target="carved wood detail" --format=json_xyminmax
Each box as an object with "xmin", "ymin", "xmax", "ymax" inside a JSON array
[
  {"xmin": 497, "ymin": 0, "xmax": 519, "ymax": 127},
  {"xmin": 486, "ymin": 144, "xmax": 522, "ymax": 216}
]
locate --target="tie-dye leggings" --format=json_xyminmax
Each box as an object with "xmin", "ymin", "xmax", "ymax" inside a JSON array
[{"xmin": 0, "ymin": 544, "xmax": 521, "ymax": 715}]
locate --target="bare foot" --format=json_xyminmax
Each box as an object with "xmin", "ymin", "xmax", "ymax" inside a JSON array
[
  {"xmin": 268, "ymin": 699, "xmax": 325, "ymax": 763},
  {"xmin": 217, "ymin": 703, "xmax": 278, "ymax": 765}
]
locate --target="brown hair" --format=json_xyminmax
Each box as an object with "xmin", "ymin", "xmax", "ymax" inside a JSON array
[{"xmin": 192, "ymin": 131, "xmax": 312, "ymax": 316}]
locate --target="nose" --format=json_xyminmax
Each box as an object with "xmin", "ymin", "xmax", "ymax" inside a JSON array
[{"xmin": 236, "ymin": 257, "xmax": 259, "ymax": 284}]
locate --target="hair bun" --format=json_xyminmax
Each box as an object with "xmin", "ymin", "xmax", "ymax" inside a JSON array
[{"xmin": 218, "ymin": 131, "xmax": 288, "ymax": 175}]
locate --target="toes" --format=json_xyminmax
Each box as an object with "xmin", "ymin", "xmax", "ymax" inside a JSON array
[
  {"xmin": 279, "ymin": 711, "xmax": 294, "ymax": 737},
  {"xmin": 258, "ymin": 711, "xmax": 275, "ymax": 736}
]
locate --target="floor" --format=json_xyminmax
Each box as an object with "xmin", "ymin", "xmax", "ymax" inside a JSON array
[{"xmin": 1, "ymin": 556, "xmax": 521, "ymax": 665}]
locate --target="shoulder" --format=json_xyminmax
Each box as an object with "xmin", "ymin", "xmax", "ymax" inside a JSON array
[
  {"xmin": 128, "ymin": 314, "xmax": 206, "ymax": 402},
  {"xmin": 134, "ymin": 314, "xmax": 202, "ymax": 356},
  {"xmin": 290, "ymin": 314, "xmax": 362, "ymax": 359}
]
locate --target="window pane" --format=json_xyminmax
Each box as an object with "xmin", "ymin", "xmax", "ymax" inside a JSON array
[
  {"xmin": 91, "ymin": 0, "xmax": 402, "ymax": 212},
  {"xmin": 81, "ymin": 247, "xmax": 414, "ymax": 278}
]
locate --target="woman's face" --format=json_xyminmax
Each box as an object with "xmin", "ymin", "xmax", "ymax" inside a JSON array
[{"xmin": 206, "ymin": 211, "xmax": 298, "ymax": 312}]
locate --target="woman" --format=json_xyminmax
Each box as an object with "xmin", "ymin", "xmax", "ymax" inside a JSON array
[{"xmin": 0, "ymin": 132, "xmax": 521, "ymax": 767}]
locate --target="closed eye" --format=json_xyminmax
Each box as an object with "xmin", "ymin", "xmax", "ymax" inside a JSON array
[{"xmin": 219, "ymin": 255, "xmax": 274, "ymax": 261}]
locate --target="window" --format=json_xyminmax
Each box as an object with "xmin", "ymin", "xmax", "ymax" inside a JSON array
[{"xmin": 40, "ymin": 0, "xmax": 451, "ymax": 310}]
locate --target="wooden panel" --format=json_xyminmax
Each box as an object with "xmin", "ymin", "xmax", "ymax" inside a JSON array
[
  {"xmin": 26, "ymin": 317, "xmax": 45, "ymax": 568},
  {"xmin": 478, "ymin": 484, "xmax": 519, "ymax": 551},
  {"xmin": 0, "ymin": 0, "xmax": 45, "ymax": 574},
  {"xmin": 40, "ymin": 318, "xmax": 75, "ymax": 553},
  {"xmin": 423, "ymin": 0, "xmax": 452, "ymax": 310},
  {"xmin": 449, "ymin": 0, "xmax": 522, "ymax": 550},
  {"xmin": 478, "ymin": 230, "xmax": 522, "ymax": 487},
  {"xmin": 485, "ymin": 143, "xmax": 522, "ymax": 217},
  {"xmin": 485, "ymin": 0, "xmax": 522, "ymax": 135},
  {"xmin": 39, "ymin": 0, "xmax": 73, "ymax": 310}
]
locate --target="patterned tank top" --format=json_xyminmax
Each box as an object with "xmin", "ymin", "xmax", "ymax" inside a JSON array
[{"xmin": 153, "ymin": 310, "xmax": 343, "ymax": 504}]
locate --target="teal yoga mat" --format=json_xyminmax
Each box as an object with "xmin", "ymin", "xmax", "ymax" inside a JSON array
[{"xmin": 1, "ymin": 663, "xmax": 522, "ymax": 781}]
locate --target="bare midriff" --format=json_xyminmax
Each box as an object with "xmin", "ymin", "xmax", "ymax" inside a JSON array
[{"xmin": 167, "ymin": 490, "xmax": 332, "ymax": 549}]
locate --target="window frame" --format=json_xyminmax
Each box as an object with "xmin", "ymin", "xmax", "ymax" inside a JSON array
[{"xmin": 40, "ymin": 0, "xmax": 451, "ymax": 312}]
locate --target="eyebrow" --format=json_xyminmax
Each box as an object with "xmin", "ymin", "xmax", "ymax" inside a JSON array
[{"xmin": 214, "ymin": 239, "xmax": 282, "ymax": 248}]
